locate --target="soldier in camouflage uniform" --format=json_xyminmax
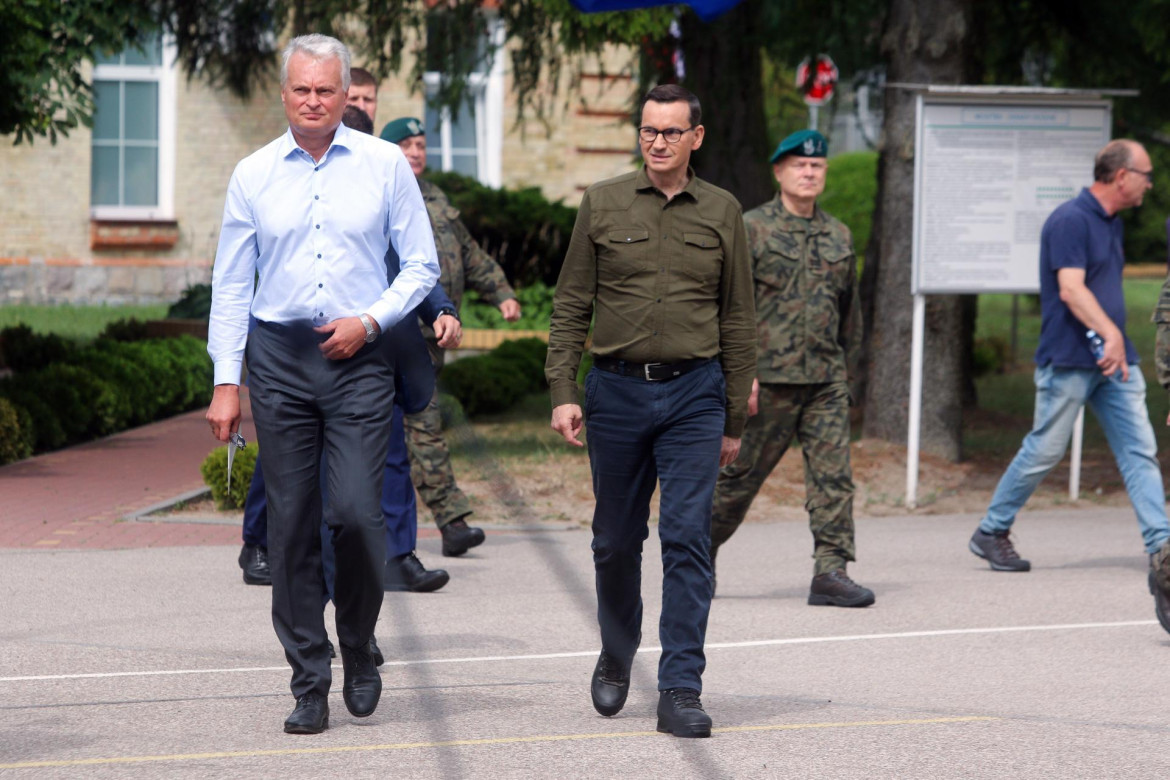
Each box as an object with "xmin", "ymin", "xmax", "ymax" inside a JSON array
[
  {"xmin": 380, "ymin": 117, "xmax": 521, "ymax": 557},
  {"xmin": 709, "ymin": 130, "xmax": 874, "ymax": 608},
  {"xmin": 1149, "ymin": 264, "xmax": 1170, "ymax": 633}
]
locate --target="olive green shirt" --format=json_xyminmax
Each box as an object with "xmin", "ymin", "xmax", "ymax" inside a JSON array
[
  {"xmin": 546, "ymin": 167, "xmax": 757, "ymax": 437},
  {"xmin": 745, "ymin": 196, "xmax": 862, "ymax": 385}
]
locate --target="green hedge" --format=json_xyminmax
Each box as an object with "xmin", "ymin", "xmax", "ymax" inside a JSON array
[
  {"xmin": 200, "ymin": 443, "xmax": 259, "ymax": 510},
  {"xmin": 819, "ymin": 151, "xmax": 877, "ymax": 265},
  {"xmin": 423, "ymin": 170, "xmax": 577, "ymax": 287},
  {"xmin": 0, "ymin": 327, "xmax": 213, "ymax": 461},
  {"xmin": 461, "ymin": 281, "xmax": 555, "ymax": 330},
  {"xmin": 439, "ymin": 337, "xmax": 549, "ymax": 417}
]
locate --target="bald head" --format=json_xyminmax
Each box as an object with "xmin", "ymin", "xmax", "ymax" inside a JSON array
[{"xmin": 1094, "ymin": 139, "xmax": 1143, "ymax": 184}]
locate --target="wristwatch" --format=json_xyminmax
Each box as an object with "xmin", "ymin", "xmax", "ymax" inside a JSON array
[
  {"xmin": 438, "ymin": 306, "xmax": 460, "ymax": 322},
  {"xmin": 359, "ymin": 313, "xmax": 378, "ymax": 343}
]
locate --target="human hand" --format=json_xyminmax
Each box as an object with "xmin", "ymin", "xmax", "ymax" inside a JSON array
[
  {"xmin": 315, "ymin": 316, "xmax": 373, "ymax": 360},
  {"xmin": 1100, "ymin": 332, "xmax": 1130, "ymax": 382},
  {"xmin": 551, "ymin": 404, "xmax": 585, "ymax": 447},
  {"xmin": 499, "ymin": 299, "xmax": 521, "ymax": 322},
  {"xmin": 206, "ymin": 385, "xmax": 241, "ymax": 442},
  {"xmin": 747, "ymin": 378, "xmax": 760, "ymax": 417},
  {"xmin": 434, "ymin": 314, "xmax": 462, "ymax": 348},
  {"xmin": 719, "ymin": 436, "xmax": 741, "ymax": 467}
]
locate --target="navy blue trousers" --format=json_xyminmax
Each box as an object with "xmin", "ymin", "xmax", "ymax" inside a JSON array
[
  {"xmin": 584, "ymin": 362, "xmax": 725, "ymax": 692},
  {"xmin": 242, "ymin": 403, "xmax": 417, "ymax": 603}
]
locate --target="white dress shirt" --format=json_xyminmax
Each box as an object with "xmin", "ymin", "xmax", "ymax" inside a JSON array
[{"xmin": 207, "ymin": 123, "xmax": 440, "ymax": 385}]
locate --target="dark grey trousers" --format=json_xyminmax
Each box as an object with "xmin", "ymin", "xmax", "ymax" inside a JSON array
[{"xmin": 246, "ymin": 320, "xmax": 395, "ymax": 698}]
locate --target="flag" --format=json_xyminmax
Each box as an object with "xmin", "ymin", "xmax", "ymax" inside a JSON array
[{"xmin": 568, "ymin": 0, "xmax": 746, "ymax": 23}]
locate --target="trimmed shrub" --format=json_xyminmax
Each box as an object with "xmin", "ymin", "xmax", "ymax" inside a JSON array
[
  {"xmin": 461, "ymin": 282, "xmax": 555, "ymax": 330},
  {"xmin": 440, "ymin": 354, "xmax": 530, "ymax": 417},
  {"xmin": 422, "ymin": 170, "xmax": 577, "ymax": 287},
  {"xmin": 200, "ymin": 442, "xmax": 259, "ymax": 510},
  {"xmin": 0, "ymin": 397, "xmax": 32, "ymax": 465},
  {"xmin": 437, "ymin": 393, "xmax": 465, "ymax": 430},
  {"xmin": 167, "ymin": 283, "xmax": 213, "ymax": 320},
  {"xmin": 99, "ymin": 318, "xmax": 150, "ymax": 342},
  {"xmin": 490, "ymin": 338, "xmax": 549, "ymax": 392},
  {"xmin": 0, "ymin": 325, "xmax": 73, "ymax": 372},
  {"xmin": 819, "ymin": 150, "xmax": 877, "ymax": 265}
]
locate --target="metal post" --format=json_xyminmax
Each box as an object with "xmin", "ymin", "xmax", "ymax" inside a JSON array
[
  {"xmin": 1069, "ymin": 407, "xmax": 1084, "ymax": 500},
  {"xmin": 906, "ymin": 293, "xmax": 926, "ymax": 509}
]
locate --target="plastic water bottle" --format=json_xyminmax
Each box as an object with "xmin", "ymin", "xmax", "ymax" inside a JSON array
[{"xmin": 1086, "ymin": 330, "xmax": 1105, "ymax": 361}]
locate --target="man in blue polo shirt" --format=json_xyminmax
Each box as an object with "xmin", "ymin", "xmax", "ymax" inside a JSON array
[{"xmin": 969, "ymin": 139, "xmax": 1170, "ymax": 633}]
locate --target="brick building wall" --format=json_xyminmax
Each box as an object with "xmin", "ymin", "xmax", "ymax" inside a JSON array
[{"xmin": 0, "ymin": 43, "xmax": 641, "ymax": 306}]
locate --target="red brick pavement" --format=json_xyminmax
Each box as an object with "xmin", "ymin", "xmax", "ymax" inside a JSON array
[{"xmin": 0, "ymin": 394, "xmax": 256, "ymax": 550}]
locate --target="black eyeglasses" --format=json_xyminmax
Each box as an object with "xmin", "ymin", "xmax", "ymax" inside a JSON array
[
  {"xmin": 1125, "ymin": 167, "xmax": 1154, "ymax": 184},
  {"xmin": 638, "ymin": 126, "xmax": 693, "ymax": 144}
]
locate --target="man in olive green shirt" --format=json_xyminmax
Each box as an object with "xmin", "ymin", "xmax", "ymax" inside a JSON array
[
  {"xmin": 710, "ymin": 130, "xmax": 874, "ymax": 608},
  {"xmin": 546, "ymin": 84, "xmax": 755, "ymax": 738}
]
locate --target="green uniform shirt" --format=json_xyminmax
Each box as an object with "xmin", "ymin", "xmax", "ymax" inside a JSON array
[
  {"xmin": 546, "ymin": 167, "xmax": 757, "ymax": 437},
  {"xmin": 419, "ymin": 178, "xmax": 515, "ymax": 314},
  {"xmin": 745, "ymin": 195, "xmax": 861, "ymax": 385},
  {"xmin": 1151, "ymin": 273, "xmax": 1170, "ymax": 390}
]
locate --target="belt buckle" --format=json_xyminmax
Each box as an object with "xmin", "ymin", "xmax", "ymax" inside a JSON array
[{"xmin": 644, "ymin": 362, "xmax": 663, "ymax": 381}]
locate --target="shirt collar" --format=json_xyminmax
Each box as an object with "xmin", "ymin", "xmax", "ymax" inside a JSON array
[
  {"xmin": 1077, "ymin": 187, "xmax": 1112, "ymax": 220},
  {"xmin": 772, "ymin": 193, "xmax": 823, "ymax": 230},
  {"xmin": 278, "ymin": 122, "xmax": 354, "ymax": 162},
  {"xmin": 635, "ymin": 165, "xmax": 699, "ymax": 200}
]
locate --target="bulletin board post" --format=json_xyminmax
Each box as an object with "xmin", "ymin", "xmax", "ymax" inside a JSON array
[{"xmin": 904, "ymin": 86, "xmax": 1130, "ymax": 509}]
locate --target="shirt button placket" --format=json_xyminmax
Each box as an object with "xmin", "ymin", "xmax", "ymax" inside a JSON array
[{"xmin": 312, "ymin": 167, "xmax": 324, "ymax": 322}]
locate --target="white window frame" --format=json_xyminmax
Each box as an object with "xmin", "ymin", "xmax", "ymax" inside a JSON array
[
  {"xmin": 90, "ymin": 39, "xmax": 177, "ymax": 221},
  {"xmin": 422, "ymin": 21, "xmax": 504, "ymax": 187}
]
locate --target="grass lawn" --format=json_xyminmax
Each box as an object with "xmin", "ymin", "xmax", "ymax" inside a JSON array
[
  {"xmin": 972, "ymin": 276, "xmax": 1170, "ymax": 460},
  {"xmin": 0, "ymin": 303, "xmax": 168, "ymax": 342}
]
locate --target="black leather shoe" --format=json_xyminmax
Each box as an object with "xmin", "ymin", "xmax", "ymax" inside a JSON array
[
  {"xmin": 283, "ymin": 692, "xmax": 328, "ymax": 734},
  {"xmin": 238, "ymin": 543, "xmax": 272, "ymax": 586},
  {"xmin": 339, "ymin": 641, "xmax": 381, "ymax": 718},
  {"xmin": 370, "ymin": 635, "xmax": 385, "ymax": 667},
  {"xmin": 385, "ymin": 552, "xmax": 450, "ymax": 593},
  {"xmin": 441, "ymin": 518, "xmax": 485, "ymax": 557},
  {"xmin": 326, "ymin": 639, "xmax": 336, "ymax": 659},
  {"xmin": 657, "ymin": 688, "xmax": 712, "ymax": 738},
  {"xmin": 590, "ymin": 632, "xmax": 639, "ymax": 716},
  {"xmin": 808, "ymin": 569, "xmax": 875, "ymax": 608},
  {"xmin": 591, "ymin": 651, "xmax": 632, "ymax": 716}
]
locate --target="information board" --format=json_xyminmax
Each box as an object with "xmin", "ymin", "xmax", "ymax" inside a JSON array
[{"xmin": 911, "ymin": 97, "xmax": 1111, "ymax": 294}]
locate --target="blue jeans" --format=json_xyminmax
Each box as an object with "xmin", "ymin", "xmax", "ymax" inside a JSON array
[
  {"xmin": 585, "ymin": 362, "xmax": 725, "ymax": 692},
  {"xmin": 980, "ymin": 365, "xmax": 1170, "ymax": 554}
]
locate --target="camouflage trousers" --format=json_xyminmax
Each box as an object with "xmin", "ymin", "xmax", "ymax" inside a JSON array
[
  {"xmin": 404, "ymin": 346, "xmax": 474, "ymax": 529},
  {"xmin": 710, "ymin": 381, "xmax": 855, "ymax": 575}
]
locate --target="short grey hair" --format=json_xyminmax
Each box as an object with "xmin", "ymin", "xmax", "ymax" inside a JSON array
[
  {"xmin": 280, "ymin": 34, "xmax": 352, "ymax": 91},
  {"xmin": 1093, "ymin": 139, "xmax": 1138, "ymax": 183}
]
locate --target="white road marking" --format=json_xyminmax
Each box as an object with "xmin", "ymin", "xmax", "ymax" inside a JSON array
[{"xmin": 0, "ymin": 619, "xmax": 1154, "ymax": 684}]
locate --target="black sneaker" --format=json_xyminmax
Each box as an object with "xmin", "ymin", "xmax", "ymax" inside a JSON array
[
  {"xmin": 1150, "ymin": 542, "xmax": 1170, "ymax": 636},
  {"xmin": 656, "ymin": 688, "xmax": 711, "ymax": 738},
  {"xmin": 808, "ymin": 569, "xmax": 875, "ymax": 607},
  {"xmin": 969, "ymin": 529, "xmax": 1031, "ymax": 572},
  {"xmin": 590, "ymin": 651, "xmax": 632, "ymax": 716}
]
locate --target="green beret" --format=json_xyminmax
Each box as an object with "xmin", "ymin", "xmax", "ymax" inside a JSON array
[
  {"xmin": 379, "ymin": 117, "xmax": 425, "ymax": 144},
  {"xmin": 769, "ymin": 129, "xmax": 828, "ymax": 163}
]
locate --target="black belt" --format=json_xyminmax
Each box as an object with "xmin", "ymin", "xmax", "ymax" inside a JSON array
[{"xmin": 594, "ymin": 357, "xmax": 713, "ymax": 382}]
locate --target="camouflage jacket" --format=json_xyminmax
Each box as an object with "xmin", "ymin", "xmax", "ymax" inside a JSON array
[
  {"xmin": 419, "ymin": 179, "xmax": 515, "ymax": 314},
  {"xmin": 744, "ymin": 195, "xmax": 862, "ymax": 385},
  {"xmin": 1151, "ymin": 273, "xmax": 1170, "ymax": 390}
]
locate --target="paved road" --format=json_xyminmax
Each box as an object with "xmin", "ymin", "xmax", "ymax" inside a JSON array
[{"xmin": 2, "ymin": 508, "xmax": 1167, "ymax": 778}]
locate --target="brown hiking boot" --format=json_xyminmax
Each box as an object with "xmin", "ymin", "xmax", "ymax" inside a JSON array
[{"xmin": 808, "ymin": 569, "xmax": 875, "ymax": 608}]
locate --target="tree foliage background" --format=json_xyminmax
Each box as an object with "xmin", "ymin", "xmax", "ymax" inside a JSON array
[{"xmin": 9, "ymin": 0, "xmax": 1170, "ymax": 460}]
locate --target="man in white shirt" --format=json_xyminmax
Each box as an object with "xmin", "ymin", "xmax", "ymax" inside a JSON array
[{"xmin": 205, "ymin": 34, "xmax": 439, "ymax": 735}]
